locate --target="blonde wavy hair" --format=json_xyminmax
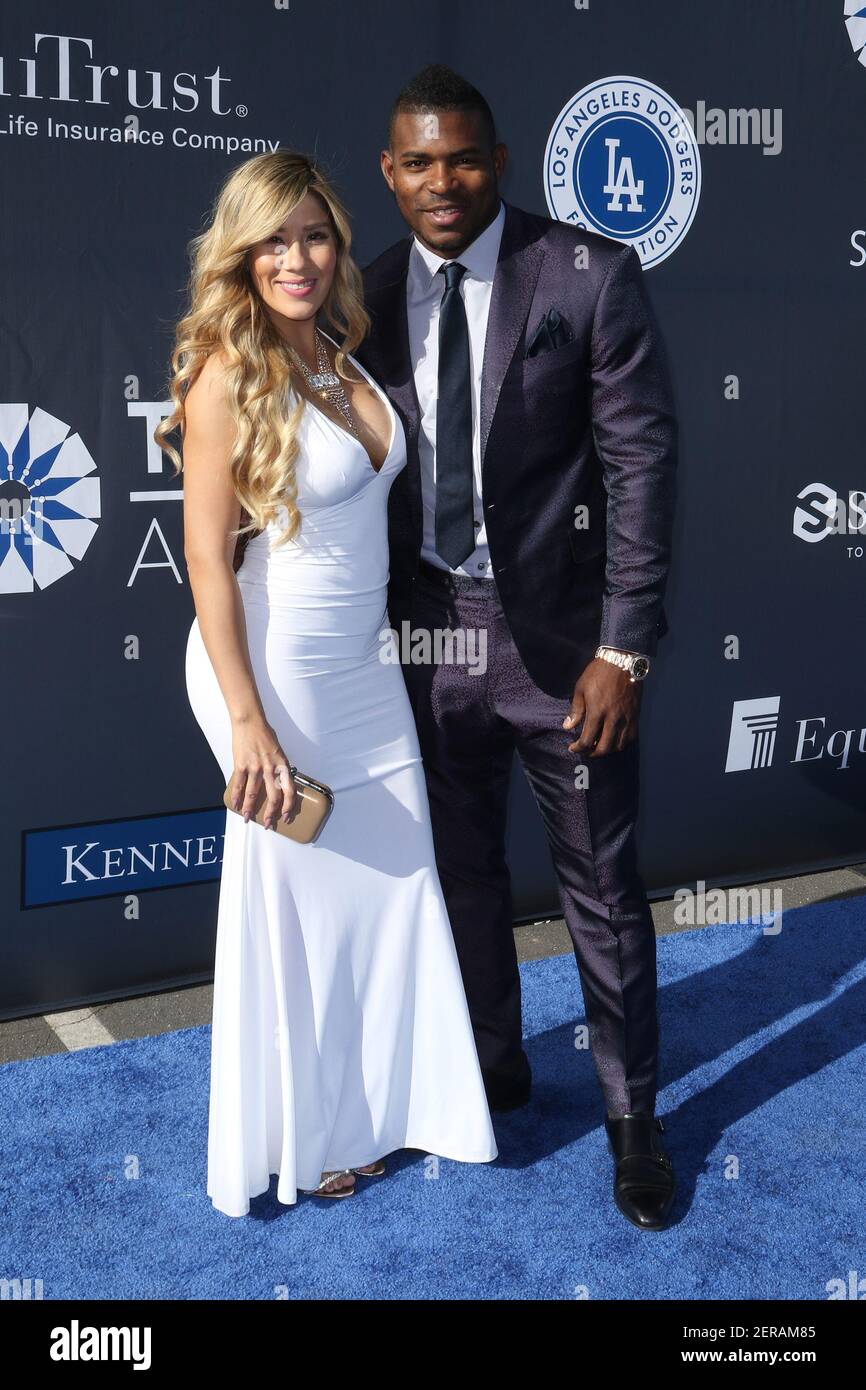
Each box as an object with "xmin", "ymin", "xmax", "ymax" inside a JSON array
[{"xmin": 153, "ymin": 151, "xmax": 370, "ymax": 554}]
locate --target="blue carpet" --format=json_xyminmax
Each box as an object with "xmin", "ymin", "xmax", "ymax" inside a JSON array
[{"xmin": 1, "ymin": 896, "xmax": 864, "ymax": 1300}]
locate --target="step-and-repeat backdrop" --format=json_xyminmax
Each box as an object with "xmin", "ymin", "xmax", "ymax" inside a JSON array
[{"xmin": 2, "ymin": 1, "xmax": 865, "ymax": 1016}]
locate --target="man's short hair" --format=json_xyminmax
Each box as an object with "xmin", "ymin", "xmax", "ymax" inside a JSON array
[{"xmin": 388, "ymin": 63, "xmax": 497, "ymax": 150}]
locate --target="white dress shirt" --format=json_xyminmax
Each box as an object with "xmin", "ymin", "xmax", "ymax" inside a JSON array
[{"xmin": 406, "ymin": 199, "xmax": 506, "ymax": 576}]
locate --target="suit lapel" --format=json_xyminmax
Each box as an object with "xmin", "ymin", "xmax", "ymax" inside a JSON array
[
  {"xmin": 364, "ymin": 246, "xmax": 424, "ymax": 541},
  {"xmin": 369, "ymin": 265, "xmax": 421, "ymax": 439},
  {"xmin": 367, "ymin": 202, "xmax": 545, "ymax": 550},
  {"xmin": 480, "ymin": 201, "xmax": 545, "ymax": 467}
]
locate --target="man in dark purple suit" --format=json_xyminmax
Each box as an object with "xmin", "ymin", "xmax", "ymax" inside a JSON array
[{"xmin": 355, "ymin": 64, "xmax": 678, "ymax": 1230}]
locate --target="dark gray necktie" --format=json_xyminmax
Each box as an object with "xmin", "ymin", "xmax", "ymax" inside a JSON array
[{"xmin": 435, "ymin": 261, "xmax": 475, "ymax": 567}]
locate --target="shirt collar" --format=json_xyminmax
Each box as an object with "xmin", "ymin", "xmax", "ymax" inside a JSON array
[{"xmin": 410, "ymin": 199, "xmax": 506, "ymax": 288}]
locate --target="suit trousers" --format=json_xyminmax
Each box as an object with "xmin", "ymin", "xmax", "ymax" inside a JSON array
[{"xmin": 397, "ymin": 559, "xmax": 659, "ymax": 1118}]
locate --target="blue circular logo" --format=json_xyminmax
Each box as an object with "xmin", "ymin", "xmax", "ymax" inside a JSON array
[{"xmin": 543, "ymin": 75, "xmax": 701, "ymax": 267}]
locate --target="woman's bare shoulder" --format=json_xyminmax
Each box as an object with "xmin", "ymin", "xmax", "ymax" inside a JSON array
[
  {"xmin": 183, "ymin": 349, "xmax": 237, "ymax": 457},
  {"xmin": 185, "ymin": 349, "xmax": 233, "ymax": 416}
]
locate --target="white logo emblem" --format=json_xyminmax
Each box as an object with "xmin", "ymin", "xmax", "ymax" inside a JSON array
[
  {"xmin": 0, "ymin": 404, "xmax": 101, "ymax": 592},
  {"xmin": 844, "ymin": 2, "xmax": 866, "ymax": 66},
  {"xmin": 726, "ymin": 698, "xmax": 781, "ymax": 772}
]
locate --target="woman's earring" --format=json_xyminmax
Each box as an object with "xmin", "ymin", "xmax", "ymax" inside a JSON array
[{"xmin": 273, "ymin": 243, "xmax": 288, "ymax": 267}]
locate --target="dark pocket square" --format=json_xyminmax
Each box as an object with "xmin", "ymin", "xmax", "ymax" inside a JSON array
[{"xmin": 525, "ymin": 307, "xmax": 574, "ymax": 358}]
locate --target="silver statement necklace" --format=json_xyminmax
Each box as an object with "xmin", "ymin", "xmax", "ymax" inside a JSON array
[{"xmin": 288, "ymin": 329, "xmax": 360, "ymax": 439}]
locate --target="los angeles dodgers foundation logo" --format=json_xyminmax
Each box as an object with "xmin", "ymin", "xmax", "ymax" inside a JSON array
[{"xmin": 543, "ymin": 76, "xmax": 701, "ymax": 268}]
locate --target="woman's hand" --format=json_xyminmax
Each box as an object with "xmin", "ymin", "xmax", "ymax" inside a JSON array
[{"xmin": 228, "ymin": 719, "xmax": 298, "ymax": 830}]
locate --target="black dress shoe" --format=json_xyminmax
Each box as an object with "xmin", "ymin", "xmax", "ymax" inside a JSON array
[
  {"xmin": 483, "ymin": 1056, "xmax": 532, "ymax": 1112},
  {"xmin": 486, "ymin": 1082, "xmax": 531, "ymax": 1113},
  {"xmin": 604, "ymin": 1112, "xmax": 675, "ymax": 1230}
]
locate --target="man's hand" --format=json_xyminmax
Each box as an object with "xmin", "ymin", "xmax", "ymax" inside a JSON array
[{"xmin": 562, "ymin": 657, "xmax": 642, "ymax": 756}]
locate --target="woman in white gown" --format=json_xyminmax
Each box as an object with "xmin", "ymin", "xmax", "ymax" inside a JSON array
[{"xmin": 155, "ymin": 152, "xmax": 497, "ymax": 1217}]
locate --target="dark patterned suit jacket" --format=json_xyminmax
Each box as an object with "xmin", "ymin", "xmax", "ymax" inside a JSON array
[{"xmin": 354, "ymin": 200, "xmax": 678, "ymax": 699}]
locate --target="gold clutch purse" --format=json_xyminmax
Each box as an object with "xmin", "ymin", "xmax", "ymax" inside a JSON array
[{"xmin": 223, "ymin": 766, "xmax": 334, "ymax": 844}]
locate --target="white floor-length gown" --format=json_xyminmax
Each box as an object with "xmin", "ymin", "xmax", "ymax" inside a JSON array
[{"xmin": 184, "ymin": 334, "xmax": 498, "ymax": 1217}]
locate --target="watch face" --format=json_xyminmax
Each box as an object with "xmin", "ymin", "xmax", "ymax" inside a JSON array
[{"xmin": 632, "ymin": 657, "xmax": 649, "ymax": 680}]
